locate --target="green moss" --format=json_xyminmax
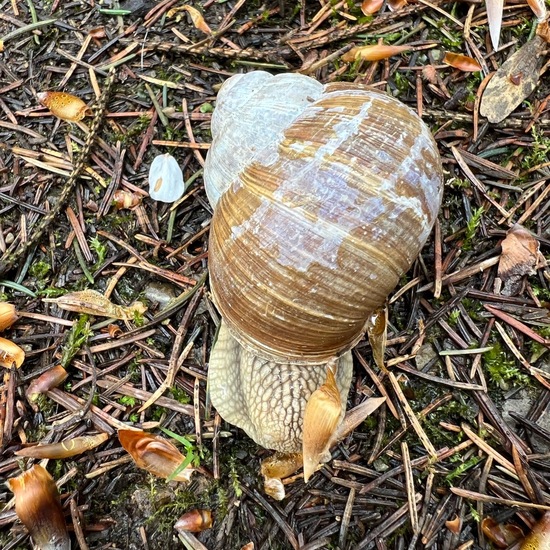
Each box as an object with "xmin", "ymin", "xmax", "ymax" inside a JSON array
[
  {"xmin": 447, "ymin": 308, "xmax": 461, "ymax": 327},
  {"xmin": 228, "ymin": 455, "xmax": 243, "ymax": 498},
  {"xmin": 484, "ymin": 341, "xmax": 530, "ymax": 388},
  {"xmin": 169, "ymin": 386, "xmax": 191, "ymax": 404},
  {"xmin": 29, "ymin": 260, "xmax": 51, "ymax": 279},
  {"xmin": 61, "ymin": 315, "xmax": 92, "ymax": 368},
  {"xmin": 461, "ymin": 298, "xmax": 484, "ymax": 321},
  {"xmin": 90, "ymin": 236, "xmax": 107, "ymax": 267},
  {"xmin": 445, "ymin": 454, "xmax": 483, "ymax": 484},
  {"xmin": 463, "ymin": 207, "xmax": 484, "ymax": 251},
  {"xmin": 522, "ymin": 127, "xmax": 550, "ymax": 169},
  {"xmin": 119, "ymin": 395, "xmax": 137, "ymax": 407}
]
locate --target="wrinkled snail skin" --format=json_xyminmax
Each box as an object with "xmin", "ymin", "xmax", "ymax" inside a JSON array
[
  {"xmin": 209, "ymin": 322, "xmax": 353, "ymax": 451},
  {"xmin": 205, "ymin": 71, "xmax": 444, "ymax": 453}
]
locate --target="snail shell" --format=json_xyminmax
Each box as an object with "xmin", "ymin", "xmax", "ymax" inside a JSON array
[{"xmin": 205, "ymin": 71, "xmax": 443, "ymax": 452}]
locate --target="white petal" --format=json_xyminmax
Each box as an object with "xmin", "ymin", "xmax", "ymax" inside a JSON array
[{"xmin": 148, "ymin": 154, "xmax": 185, "ymax": 203}]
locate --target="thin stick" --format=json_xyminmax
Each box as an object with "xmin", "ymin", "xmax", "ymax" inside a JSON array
[
  {"xmin": 402, "ymin": 442, "xmax": 419, "ymax": 534},
  {"xmin": 388, "ymin": 372, "xmax": 437, "ymax": 459}
]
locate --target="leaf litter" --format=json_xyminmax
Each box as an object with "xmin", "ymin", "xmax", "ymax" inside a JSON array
[{"xmin": 1, "ymin": 0, "xmax": 550, "ymax": 549}]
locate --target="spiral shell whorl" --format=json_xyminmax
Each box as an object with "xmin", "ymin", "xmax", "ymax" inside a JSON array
[
  {"xmin": 205, "ymin": 72, "xmax": 443, "ymax": 363},
  {"xmin": 205, "ymin": 72, "xmax": 323, "ymax": 207}
]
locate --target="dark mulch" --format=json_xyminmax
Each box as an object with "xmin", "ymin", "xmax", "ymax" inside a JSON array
[{"xmin": 1, "ymin": 0, "xmax": 550, "ymax": 549}]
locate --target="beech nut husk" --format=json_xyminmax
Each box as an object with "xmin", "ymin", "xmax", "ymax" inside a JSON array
[
  {"xmin": 26, "ymin": 364, "xmax": 68, "ymax": 402},
  {"xmin": 7, "ymin": 465, "xmax": 70, "ymax": 550},
  {"xmin": 174, "ymin": 509, "xmax": 213, "ymax": 533},
  {"xmin": 118, "ymin": 429, "xmax": 195, "ymax": 482},
  {"xmin": 0, "ymin": 336, "xmax": 25, "ymax": 368},
  {"xmin": 0, "ymin": 302, "xmax": 17, "ymax": 331}
]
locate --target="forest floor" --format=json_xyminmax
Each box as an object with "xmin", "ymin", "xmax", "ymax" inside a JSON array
[{"xmin": 1, "ymin": 0, "xmax": 550, "ymax": 548}]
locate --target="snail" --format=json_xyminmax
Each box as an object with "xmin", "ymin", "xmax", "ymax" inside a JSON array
[{"xmin": 204, "ymin": 71, "xmax": 443, "ymax": 481}]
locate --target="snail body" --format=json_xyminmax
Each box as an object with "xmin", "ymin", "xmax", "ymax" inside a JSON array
[{"xmin": 205, "ymin": 71, "xmax": 443, "ymax": 461}]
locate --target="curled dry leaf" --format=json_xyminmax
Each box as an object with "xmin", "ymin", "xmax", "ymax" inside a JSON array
[
  {"xmin": 521, "ymin": 512, "xmax": 550, "ymax": 549},
  {"xmin": 528, "ymin": 0, "xmax": 548, "ymax": 20},
  {"xmin": 37, "ymin": 91, "xmax": 91, "ymax": 122},
  {"xmin": 445, "ymin": 515, "xmax": 462, "ymax": 534},
  {"xmin": 496, "ymin": 224, "xmax": 544, "ymax": 296},
  {"xmin": 342, "ymin": 44, "xmax": 410, "ymax": 63},
  {"xmin": 480, "ymin": 33, "xmax": 546, "ymax": 123},
  {"xmin": 366, "ymin": 307, "xmax": 387, "ymax": 372},
  {"xmin": 0, "ymin": 302, "xmax": 17, "ymax": 331},
  {"xmin": 89, "ymin": 26, "xmax": 107, "ymax": 39},
  {"xmin": 333, "ymin": 397, "xmax": 386, "ymax": 444},
  {"xmin": 168, "ymin": 5, "xmax": 212, "ymax": 34},
  {"xmin": 482, "ymin": 517, "xmax": 524, "ymax": 548},
  {"xmin": 44, "ymin": 289, "xmax": 147, "ymax": 320},
  {"xmin": 16, "ymin": 433, "xmax": 109, "ymax": 459},
  {"xmin": 148, "ymin": 153, "xmax": 186, "ymax": 203},
  {"xmin": 302, "ymin": 365, "xmax": 341, "ymax": 482},
  {"xmin": 0, "ymin": 336, "xmax": 25, "ymax": 368},
  {"xmin": 361, "ymin": 0, "xmax": 384, "ymax": 15},
  {"xmin": 174, "ymin": 509, "xmax": 213, "ymax": 533},
  {"xmin": 26, "ymin": 365, "xmax": 68, "ymax": 402},
  {"xmin": 387, "ymin": 0, "xmax": 408, "ymax": 10},
  {"xmin": 105, "ymin": 324, "xmax": 123, "ymax": 338},
  {"xmin": 113, "ymin": 189, "xmax": 142, "ymax": 210},
  {"xmin": 443, "ymin": 52, "xmax": 482, "ymax": 72},
  {"xmin": 538, "ymin": 19, "xmax": 550, "ymax": 42},
  {"xmin": 7, "ymin": 465, "xmax": 70, "ymax": 550},
  {"xmin": 118, "ymin": 429, "xmax": 195, "ymax": 482}
]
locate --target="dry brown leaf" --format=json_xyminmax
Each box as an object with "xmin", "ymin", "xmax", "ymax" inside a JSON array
[
  {"xmin": 15, "ymin": 433, "xmax": 109, "ymax": 459},
  {"xmin": 7, "ymin": 465, "xmax": 70, "ymax": 550},
  {"xmin": 387, "ymin": 0, "xmax": 408, "ymax": 10},
  {"xmin": 342, "ymin": 44, "xmax": 410, "ymax": 63},
  {"xmin": 169, "ymin": 5, "xmax": 212, "ymax": 35},
  {"xmin": 302, "ymin": 365, "xmax": 341, "ymax": 482},
  {"xmin": 0, "ymin": 337, "xmax": 25, "ymax": 368},
  {"xmin": 481, "ymin": 517, "xmax": 524, "ymax": 548},
  {"xmin": 26, "ymin": 365, "xmax": 68, "ymax": 401},
  {"xmin": 443, "ymin": 52, "xmax": 482, "ymax": 72},
  {"xmin": 44, "ymin": 289, "xmax": 147, "ymax": 320},
  {"xmin": 445, "ymin": 515, "xmax": 462, "ymax": 534},
  {"xmin": 37, "ymin": 91, "xmax": 91, "ymax": 122},
  {"xmin": 113, "ymin": 190, "xmax": 141, "ymax": 210},
  {"xmin": 0, "ymin": 303, "xmax": 17, "ymax": 331},
  {"xmin": 527, "ymin": 0, "xmax": 547, "ymax": 20},
  {"xmin": 118, "ymin": 429, "xmax": 195, "ymax": 482},
  {"xmin": 496, "ymin": 224, "xmax": 544, "ymax": 296},
  {"xmin": 521, "ymin": 512, "xmax": 550, "ymax": 549},
  {"xmin": 174, "ymin": 510, "xmax": 213, "ymax": 533},
  {"xmin": 361, "ymin": 0, "xmax": 384, "ymax": 15},
  {"xmin": 89, "ymin": 27, "xmax": 107, "ymax": 39}
]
